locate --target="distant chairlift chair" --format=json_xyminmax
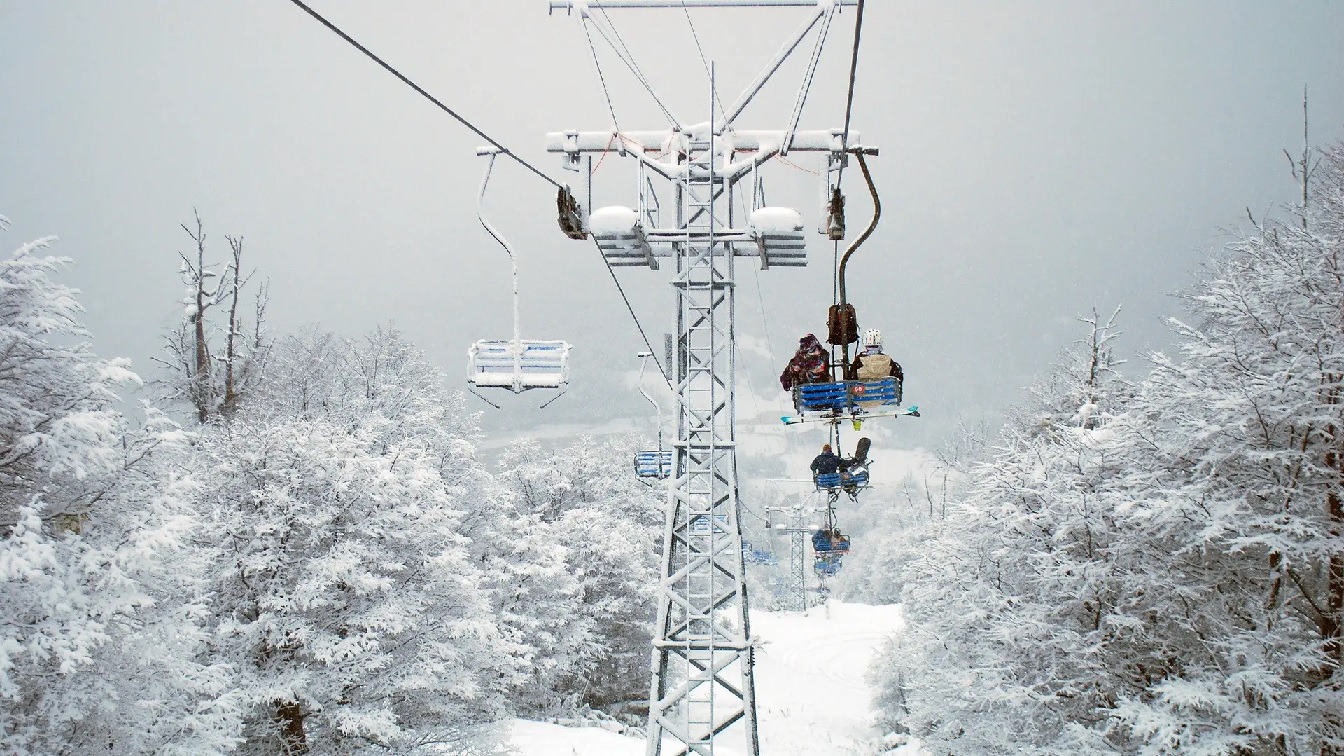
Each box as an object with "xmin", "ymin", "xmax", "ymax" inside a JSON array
[
  {"xmin": 467, "ymin": 147, "xmax": 573, "ymax": 408},
  {"xmin": 632, "ymin": 351, "xmax": 674, "ymax": 480}
]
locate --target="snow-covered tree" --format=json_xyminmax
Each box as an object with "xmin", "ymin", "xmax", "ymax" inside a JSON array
[
  {"xmin": 1, "ymin": 224, "xmax": 236, "ymax": 754},
  {"xmin": 493, "ymin": 436, "xmax": 662, "ymax": 718},
  {"xmin": 872, "ymin": 309, "xmax": 1137, "ymax": 754},
  {"xmin": 1103, "ymin": 141, "xmax": 1344, "ymax": 755},
  {"xmin": 195, "ymin": 413, "xmax": 504, "ymax": 755},
  {"xmin": 157, "ymin": 211, "xmax": 269, "ymax": 423},
  {"xmin": 874, "ymin": 138, "xmax": 1344, "ymax": 756},
  {"xmin": 191, "ymin": 327, "xmax": 511, "ymax": 753}
]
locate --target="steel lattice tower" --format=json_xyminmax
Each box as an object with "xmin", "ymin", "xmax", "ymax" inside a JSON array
[{"xmin": 546, "ymin": 2, "xmax": 860, "ymax": 753}]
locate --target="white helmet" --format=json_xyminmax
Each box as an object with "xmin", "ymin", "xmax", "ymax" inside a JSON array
[{"xmin": 862, "ymin": 328, "xmax": 882, "ymax": 348}]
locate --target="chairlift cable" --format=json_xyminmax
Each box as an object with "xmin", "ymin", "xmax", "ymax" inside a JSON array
[
  {"xmin": 587, "ymin": 7, "xmax": 680, "ymax": 127},
  {"xmin": 284, "ymin": 0, "xmax": 666, "ymax": 392},
  {"xmin": 834, "ymin": 0, "xmax": 866, "ymax": 188},
  {"xmin": 595, "ymin": 239, "xmax": 673, "ymax": 389},
  {"xmin": 283, "ymin": 0, "xmax": 562, "ymax": 189},
  {"xmin": 581, "ymin": 18, "xmax": 623, "ymax": 130},
  {"xmin": 679, "ymin": 1, "xmax": 729, "ymax": 119}
]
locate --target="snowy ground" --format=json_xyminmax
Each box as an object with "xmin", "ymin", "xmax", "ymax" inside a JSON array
[{"xmin": 498, "ymin": 602, "xmax": 924, "ymax": 755}]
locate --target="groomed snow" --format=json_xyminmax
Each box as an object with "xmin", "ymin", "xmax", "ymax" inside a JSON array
[{"xmin": 499, "ymin": 602, "xmax": 925, "ymax": 756}]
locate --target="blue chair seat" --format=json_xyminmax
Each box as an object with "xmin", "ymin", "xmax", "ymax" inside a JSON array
[
  {"xmin": 634, "ymin": 450, "xmax": 674, "ymax": 479},
  {"xmin": 794, "ymin": 377, "xmax": 901, "ymax": 414},
  {"xmin": 815, "ymin": 472, "xmax": 842, "ymax": 490}
]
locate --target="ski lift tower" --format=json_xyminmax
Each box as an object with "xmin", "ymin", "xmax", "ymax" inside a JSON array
[
  {"xmin": 547, "ymin": 2, "xmax": 862, "ymax": 753},
  {"xmin": 765, "ymin": 501, "xmax": 822, "ymax": 613}
]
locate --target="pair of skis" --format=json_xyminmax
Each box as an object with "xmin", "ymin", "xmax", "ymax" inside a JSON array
[{"xmin": 780, "ymin": 404, "xmax": 921, "ymax": 426}]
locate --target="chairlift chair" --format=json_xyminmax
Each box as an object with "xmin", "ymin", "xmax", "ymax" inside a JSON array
[
  {"xmin": 748, "ymin": 206, "xmax": 807, "ymax": 269},
  {"xmin": 794, "ymin": 376, "xmax": 902, "ymax": 416},
  {"xmin": 466, "ymin": 147, "xmax": 573, "ymax": 407},
  {"xmin": 635, "ymin": 450, "xmax": 674, "ymax": 479},
  {"xmin": 590, "ymin": 206, "xmax": 658, "ymax": 268},
  {"xmin": 632, "ymin": 351, "xmax": 674, "ymax": 479}
]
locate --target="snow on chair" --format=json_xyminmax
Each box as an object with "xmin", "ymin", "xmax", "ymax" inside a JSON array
[
  {"xmin": 468, "ymin": 340, "xmax": 571, "ymax": 391},
  {"xmin": 467, "ymin": 147, "xmax": 572, "ymax": 408},
  {"xmin": 589, "ymin": 206, "xmax": 658, "ymax": 269},
  {"xmin": 749, "ymin": 206, "xmax": 806, "ymax": 269}
]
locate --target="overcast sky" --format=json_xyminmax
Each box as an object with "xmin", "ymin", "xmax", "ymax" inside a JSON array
[{"xmin": 3, "ymin": 0, "xmax": 1343, "ymax": 476}]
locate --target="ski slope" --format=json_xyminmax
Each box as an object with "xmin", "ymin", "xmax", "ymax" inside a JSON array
[{"xmin": 502, "ymin": 602, "xmax": 923, "ymax": 755}]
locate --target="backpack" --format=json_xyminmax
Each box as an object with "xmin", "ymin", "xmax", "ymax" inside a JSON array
[
  {"xmin": 856, "ymin": 353, "xmax": 893, "ymax": 381},
  {"xmin": 827, "ymin": 303, "xmax": 858, "ymax": 345}
]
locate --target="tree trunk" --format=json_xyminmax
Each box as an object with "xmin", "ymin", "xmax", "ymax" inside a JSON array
[{"xmin": 276, "ymin": 699, "xmax": 307, "ymax": 754}]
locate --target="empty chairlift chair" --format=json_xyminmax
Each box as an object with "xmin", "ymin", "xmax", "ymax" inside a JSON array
[
  {"xmin": 468, "ymin": 340, "xmax": 571, "ymax": 392},
  {"xmin": 748, "ymin": 206, "xmax": 806, "ymax": 269},
  {"xmin": 467, "ymin": 147, "xmax": 573, "ymax": 405},
  {"xmin": 631, "ymin": 351, "xmax": 674, "ymax": 479},
  {"xmin": 634, "ymin": 450, "xmax": 674, "ymax": 479},
  {"xmin": 589, "ymin": 206, "xmax": 658, "ymax": 269}
]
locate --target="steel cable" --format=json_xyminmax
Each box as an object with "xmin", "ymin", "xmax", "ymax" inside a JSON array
[{"xmin": 283, "ymin": 0, "xmax": 561, "ymax": 189}]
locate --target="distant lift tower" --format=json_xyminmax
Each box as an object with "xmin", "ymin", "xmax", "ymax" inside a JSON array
[{"xmin": 547, "ymin": 2, "xmax": 860, "ymax": 753}]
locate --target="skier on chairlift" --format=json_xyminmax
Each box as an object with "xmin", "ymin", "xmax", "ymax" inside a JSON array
[
  {"xmin": 847, "ymin": 328, "xmax": 904, "ymax": 385},
  {"xmin": 810, "ymin": 443, "xmax": 840, "ymax": 483}
]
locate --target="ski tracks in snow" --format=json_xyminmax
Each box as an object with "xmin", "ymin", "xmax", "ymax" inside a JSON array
[{"xmin": 748, "ymin": 603, "xmax": 906, "ymax": 755}]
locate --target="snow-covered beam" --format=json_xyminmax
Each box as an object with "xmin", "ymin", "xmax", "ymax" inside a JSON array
[
  {"xmin": 549, "ymin": 0, "xmax": 858, "ymax": 10},
  {"xmin": 546, "ymin": 128, "xmax": 862, "ymax": 153}
]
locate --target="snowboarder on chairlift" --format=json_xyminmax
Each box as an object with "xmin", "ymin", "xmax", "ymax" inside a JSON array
[
  {"xmin": 847, "ymin": 328, "xmax": 904, "ymax": 384},
  {"xmin": 810, "ymin": 443, "xmax": 840, "ymax": 479},
  {"xmin": 780, "ymin": 334, "xmax": 830, "ymax": 391}
]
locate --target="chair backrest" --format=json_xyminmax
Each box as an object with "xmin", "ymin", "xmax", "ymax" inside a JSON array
[
  {"xmin": 815, "ymin": 472, "xmax": 842, "ymax": 490},
  {"xmin": 847, "ymin": 377, "xmax": 900, "ymax": 408},
  {"xmin": 634, "ymin": 450, "xmax": 674, "ymax": 479},
  {"xmin": 468, "ymin": 339, "xmax": 571, "ymax": 391},
  {"xmin": 795, "ymin": 377, "xmax": 902, "ymax": 414},
  {"xmin": 796, "ymin": 381, "xmax": 849, "ymax": 412}
]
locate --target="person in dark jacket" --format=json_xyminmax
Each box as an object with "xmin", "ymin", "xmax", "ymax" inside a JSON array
[
  {"xmin": 780, "ymin": 334, "xmax": 831, "ymax": 390},
  {"xmin": 810, "ymin": 444, "xmax": 840, "ymax": 478}
]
